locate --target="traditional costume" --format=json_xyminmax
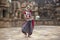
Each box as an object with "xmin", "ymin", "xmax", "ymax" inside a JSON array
[{"xmin": 22, "ymin": 10, "xmax": 34, "ymax": 37}]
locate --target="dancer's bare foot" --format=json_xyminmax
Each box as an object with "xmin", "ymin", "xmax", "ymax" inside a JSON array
[
  {"xmin": 24, "ymin": 33, "xmax": 27, "ymax": 38},
  {"xmin": 28, "ymin": 35, "xmax": 31, "ymax": 38}
]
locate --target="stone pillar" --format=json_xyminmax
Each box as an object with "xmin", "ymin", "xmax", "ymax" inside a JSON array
[
  {"xmin": 0, "ymin": 8, "xmax": 3, "ymax": 18},
  {"xmin": 35, "ymin": 12, "xmax": 39, "ymax": 19}
]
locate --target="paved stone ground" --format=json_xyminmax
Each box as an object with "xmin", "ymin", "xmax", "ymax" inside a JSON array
[{"xmin": 0, "ymin": 26, "xmax": 60, "ymax": 40}]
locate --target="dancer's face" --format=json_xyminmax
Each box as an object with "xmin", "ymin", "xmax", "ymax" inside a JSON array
[{"xmin": 26, "ymin": 9, "xmax": 29, "ymax": 11}]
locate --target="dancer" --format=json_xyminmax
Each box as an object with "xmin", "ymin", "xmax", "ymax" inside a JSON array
[{"xmin": 22, "ymin": 7, "xmax": 34, "ymax": 37}]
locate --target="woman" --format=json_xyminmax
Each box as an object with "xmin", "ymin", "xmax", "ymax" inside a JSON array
[{"xmin": 22, "ymin": 7, "xmax": 34, "ymax": 37}]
